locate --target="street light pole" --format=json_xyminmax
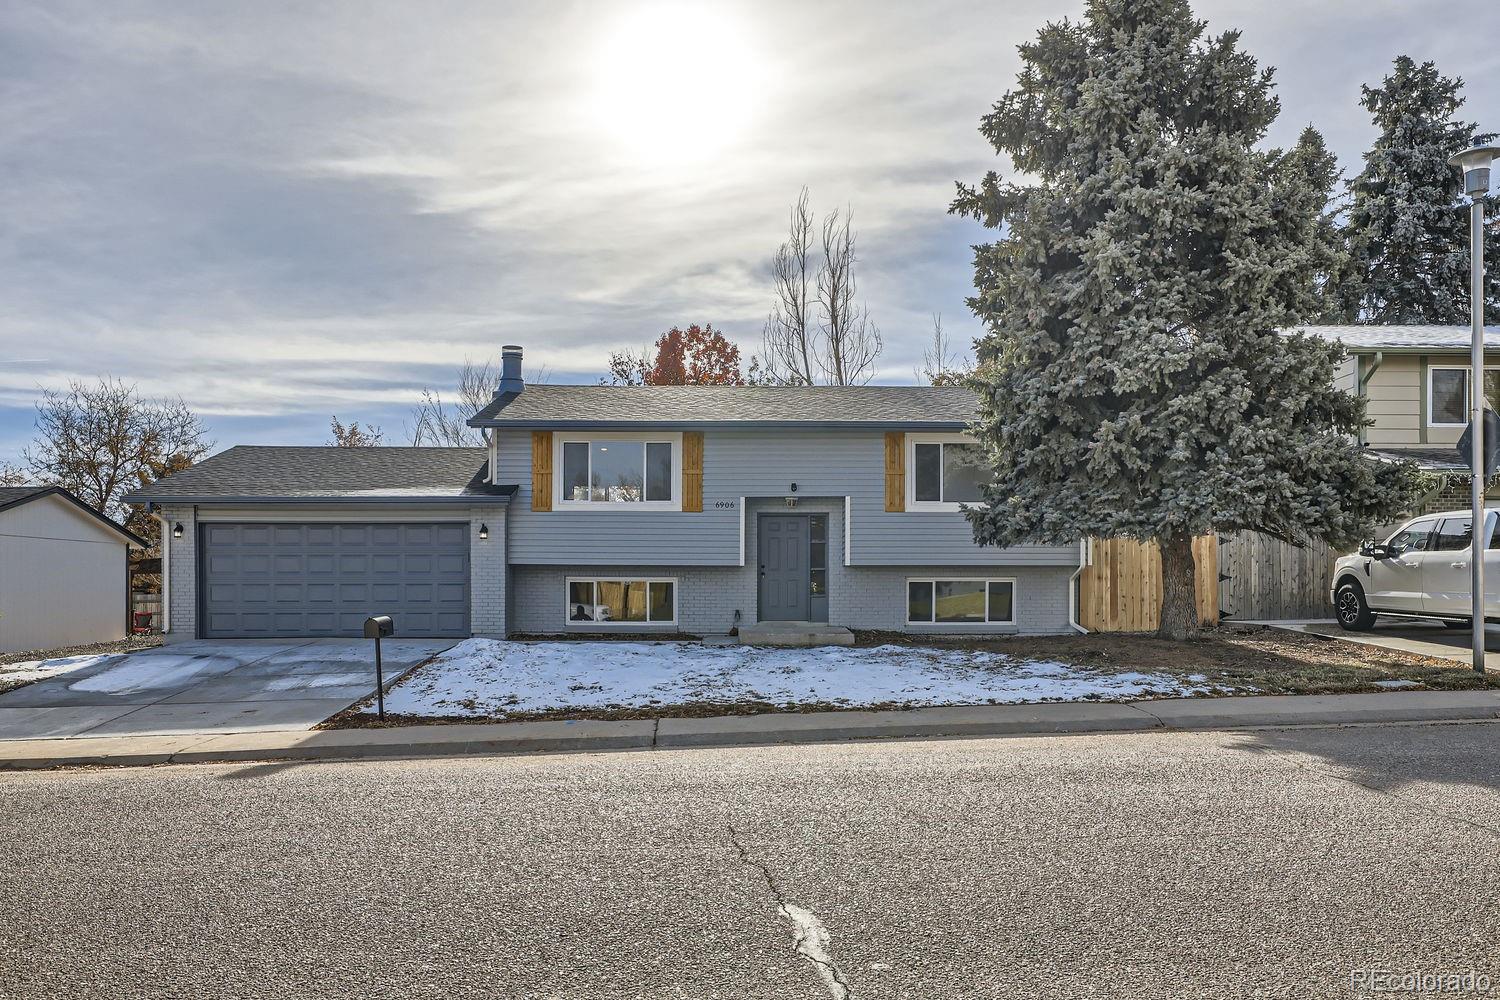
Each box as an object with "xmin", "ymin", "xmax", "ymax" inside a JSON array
[{"xmin": 1449, "ymin": 139, "xmax": 1499, "ymax": 673}]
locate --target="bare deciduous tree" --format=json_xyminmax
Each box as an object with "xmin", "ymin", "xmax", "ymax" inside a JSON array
[
  {"xmin": 329, "ymin": 416, "xmax": 383, "ymax": 446},
  {"xmin": 761, "ymin": 187, "xmax": 817, "ymax": 385},
  {"xmin": 19, "ymin": 377, "xmax": 211, "ymax": 563},
  {"xmin": 409, "ymin": 356, "xmax": 550, "ymax": 445},
  {"xmin": 914, "ymin": 314, "xmax": 973, "ymax": 386},
  {"xmin": 816, "ymin": 206, "xmax": 881, "ymax": 385},
  {"xmin": 0, "ymin": 462, "xmax": 27, "ymax": 487},
  {"xmin": 761, "ymin": 189, "xmax": 882, "ymax": 385},
  {"xmin": 23, "ymin": 378, "xmax": 210, "ymax": 521}
]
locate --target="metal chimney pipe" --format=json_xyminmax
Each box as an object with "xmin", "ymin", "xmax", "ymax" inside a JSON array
[{"xmin": 498, "ymin": 345, "xmax": 524, "ymax": 396}]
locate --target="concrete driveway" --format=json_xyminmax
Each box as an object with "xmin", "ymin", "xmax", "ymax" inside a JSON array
[
  {"xmin": 1285, "ymin": 619, "xmax": 1500, "ymax": 670},
  {"xmin": 0, "ymin": 639, "xmax": 454, "ymax": 740}
]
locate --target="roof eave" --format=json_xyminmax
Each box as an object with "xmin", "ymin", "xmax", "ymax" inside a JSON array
[
  {"xmin": 467, "ymin": 419, "xmax": 975, "ymax": 430},
  {"xmin": 127, "ymin": 491, "xmax": 515, "ymax": 507}
]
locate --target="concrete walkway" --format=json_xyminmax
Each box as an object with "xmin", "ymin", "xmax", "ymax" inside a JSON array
[
  {"xmin": 5, "ymin": 689, "xmax": 1500, "ymax": 769},
  {"xmin": 0, "ymin": 639, "xmax": 454, "ymax": 740}
]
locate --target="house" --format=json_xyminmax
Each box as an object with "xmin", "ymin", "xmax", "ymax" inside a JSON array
[
  {"xmin": 1305, "ymin": 324, "xmax": 1500, "ymax": 512},
  {"xmin": 127, "ymin": 347, "xmax": 1085, "ymax": 641},
  {"xmin": 0, "ymin": 486, "xmax": 146, "ymax": 654}
]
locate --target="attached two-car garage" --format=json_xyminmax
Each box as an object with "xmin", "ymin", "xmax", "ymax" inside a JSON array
[{"xmin": 199, "ymin": 522, "xmax": 470, "ymax": 638}]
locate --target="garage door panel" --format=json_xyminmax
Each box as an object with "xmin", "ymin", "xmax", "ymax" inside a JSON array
[{"xmin": 201, "ymin": 521, "xmax": 470, "ymax": 638}]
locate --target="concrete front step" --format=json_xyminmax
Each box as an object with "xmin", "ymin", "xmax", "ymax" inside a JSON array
[{"xmin": 737, "ymin": 621, "xmax": 856, "ymax": 647}]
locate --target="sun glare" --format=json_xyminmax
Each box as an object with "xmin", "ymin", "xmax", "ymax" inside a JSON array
[{"xmin": 592, "ymin": 5, "xmax": 762, "ymax": 165}]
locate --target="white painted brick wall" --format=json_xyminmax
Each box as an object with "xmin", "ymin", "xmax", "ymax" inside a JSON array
[
  {"xmin": 159, "ymin": 505, "xmax": 197, "ymax": 642},
  {"xmin": 469, "ymin": 507, "xmax": 506, "ymax": 637},
  {"xmin": 508, "ymin": 560, "xmax": 1075, "ymax": 636}
]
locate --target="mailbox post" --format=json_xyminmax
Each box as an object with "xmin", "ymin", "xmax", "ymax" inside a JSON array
[{"xmin": 364, "ymin": 615, "xmax": 395, "ymax": 720}]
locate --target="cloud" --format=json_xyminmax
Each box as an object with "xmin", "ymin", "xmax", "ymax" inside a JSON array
[{"xmin": 0, "ymin": 0, "xmax": 1496, "ymax": 458}]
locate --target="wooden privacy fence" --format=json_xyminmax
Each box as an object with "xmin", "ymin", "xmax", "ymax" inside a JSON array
[
  {"xmin": 1078, "ymin": 532, "xmax": 1341, "ymax": 631},
  {"xmin": 1216, "ymin": 531, "xmax": 1338, "ymax": 622},
  {"xmin": 1079, "ymin": 536, "xmax": 1219, "ymax": 632}
]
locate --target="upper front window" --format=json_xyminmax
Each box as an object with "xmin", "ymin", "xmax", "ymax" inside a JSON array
[
  {"xmin": 1428, "ymin": 366, "xmax": 1500, "ymax": 426},
  {"xmin": 556, "ymin": 433, "xmax": 681, "ymax": 508},
  {"xmin": 909, "ymin": 434, "xmax": 987, "ymax": 508}
]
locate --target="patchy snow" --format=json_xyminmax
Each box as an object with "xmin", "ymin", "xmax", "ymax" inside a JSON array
[
  {"xmin": 1372, "ymin": 679, "xmax": 1422, "ymax": 690},
  {"xmin": 68, "ymin": 653, "xmax": 242, "ymax": 695},
  {"xmin": 264, "ymin": 671, "xmax": 374, "ymax": 692},
  {"xmin": 0, "ymin": 653, "xmax": 120, "ymax": 686},
  {"xmin": 369, "ymin": 638, "xmax": 1220, "ymax": 718}
]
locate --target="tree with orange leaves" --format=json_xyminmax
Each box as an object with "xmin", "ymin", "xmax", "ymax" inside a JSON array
[{"xmin": 607, "ymin": 324, "xmax": 750, "ymax": 385}]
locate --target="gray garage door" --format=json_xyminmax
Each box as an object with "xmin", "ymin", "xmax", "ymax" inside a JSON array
[{"xmin": 199, "ymin": 522, "xmax": 470, "ymax": 638}]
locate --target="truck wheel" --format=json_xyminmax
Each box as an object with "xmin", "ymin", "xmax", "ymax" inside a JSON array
[{"xmin": 1335, "ymin": 582, "xmax": 1376, "ymax": 632}]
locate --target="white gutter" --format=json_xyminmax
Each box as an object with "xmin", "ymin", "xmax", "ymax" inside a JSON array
[{"xmin": 1068, "ymin": 538, "xmax": 1090, "ymax": 634}]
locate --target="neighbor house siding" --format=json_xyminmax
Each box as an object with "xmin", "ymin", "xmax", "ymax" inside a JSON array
[
  {"xmin": 1362, "ymin": 354, "xmax": 1422, "ymax": 447},
  {"xmin": 0, "ymin": 494, "xmax": 130, "ymax": 654},
  {"xmin": 1355, "ymin": 351, "xmax": 1500, "ymax": 449},
  {"xmin": 495, "ymin": 428, "xmax": 1077, "ymax": 567}
]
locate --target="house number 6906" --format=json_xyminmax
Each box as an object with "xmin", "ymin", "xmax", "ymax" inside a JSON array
[{"xmin": 713, "ymin": 500, "xmax": 736, "ymax": 509}]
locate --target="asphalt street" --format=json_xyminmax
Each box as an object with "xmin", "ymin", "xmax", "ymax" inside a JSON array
[{"xmin": 4, "ymin": 722, "xmax": 1500, "ymax": 999}]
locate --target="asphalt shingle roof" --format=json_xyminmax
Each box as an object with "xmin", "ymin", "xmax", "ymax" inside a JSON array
[
  {"xmin": 468, "ymin": 384, "xmax": 980, "ymax": 427},
  {"xmin": 124, "ymin": 446, "xmax": 511, "ymax": 504},
  {"xmin": 1364, "ymin": 447, "xmax": 1472, "ymax": 473},
  {"xmin": 1299, "ymin": 325, "xmax": 1500, "ymax": 351},
  {"xmin": 0, "ymin": 486, "xmax": 51, "ymax": 506}
]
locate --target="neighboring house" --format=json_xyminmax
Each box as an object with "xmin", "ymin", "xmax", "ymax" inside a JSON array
[
  {"xmin": 127, "ymin": 347, "xmax": 1085, "ymax": 641},
  {"xmin": 1304, "ymin": 325, "xmax": 1500, "ymax": 512},
  {"xmin": 0, "ymin": 486, "xmax": 145, "ymax": 654}
]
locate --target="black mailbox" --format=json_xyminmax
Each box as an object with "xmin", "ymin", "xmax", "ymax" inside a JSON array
[{"xmin": 364, "ymin": 615, "xmax": 394, "ymax": 638}]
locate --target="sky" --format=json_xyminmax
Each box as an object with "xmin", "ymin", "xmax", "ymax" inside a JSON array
[{"xmin": 1, "ymin": 0, "xmax": 1498, "ymax": 462}]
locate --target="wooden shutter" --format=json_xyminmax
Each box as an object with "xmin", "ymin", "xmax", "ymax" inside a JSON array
[
  {"xmin": 531, "ymin": 431, "xmax": 553, "ymax": 512},
  {"xmin": 884, "ymin": 431, "xmax": 905, "ymax": 512},
  {"xmin": 682, "ymin": 432, "xmax": 704, "ymax": 512}
]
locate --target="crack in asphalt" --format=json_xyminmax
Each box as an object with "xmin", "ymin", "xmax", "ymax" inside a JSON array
[{"xmin": 728, "ymin": 824, "xmax": 854, "ymax": 1000}]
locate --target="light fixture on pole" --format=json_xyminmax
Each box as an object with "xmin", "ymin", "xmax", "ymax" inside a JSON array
[{"xmin": 1448, "ymin": 137, "xmax": 1499, "ymax": 673}]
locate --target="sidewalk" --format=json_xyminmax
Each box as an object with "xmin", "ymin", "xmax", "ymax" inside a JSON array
[{"xmin": 4, "ymin": 690, "xmax": 1500, "ymax": 770}]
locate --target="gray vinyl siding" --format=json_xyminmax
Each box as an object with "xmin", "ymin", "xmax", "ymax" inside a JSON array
[
  {"xmin": 497, "ymin": 428, "xmax": 1077, "ymax": 567},
  {"xmin": 508, "ymin": 563, "xmax": 1074, "ymax": 636}
]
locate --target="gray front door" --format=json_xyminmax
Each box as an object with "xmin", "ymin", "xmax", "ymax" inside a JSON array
[
  {"xmin": 199, "ymin": 522, "xmax": 470, "ymax": 638},
  {"xmin": 759, "ymin": 515, "xmax": 810, "ymax": 621}
]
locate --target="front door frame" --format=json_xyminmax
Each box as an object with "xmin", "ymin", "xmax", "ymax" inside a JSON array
[{"xmin": 757, "ymin": 513, "xmax": 812, "ymax": 622}]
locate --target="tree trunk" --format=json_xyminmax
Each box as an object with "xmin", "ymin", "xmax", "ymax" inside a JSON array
[{"xmin": 1157, "ymin": 533, "xmax": 1200, "ymax": 640}]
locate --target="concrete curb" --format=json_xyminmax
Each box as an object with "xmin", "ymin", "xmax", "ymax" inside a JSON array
[{"xmin": 2, "ymin": 691, "xmax": 1500, "ymax": 770}]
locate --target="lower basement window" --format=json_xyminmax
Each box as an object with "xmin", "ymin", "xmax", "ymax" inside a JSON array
[
  {"xmin": 567, "ymin": 578, "xmax": 676, "ymax": 625},
  {"xmin": 906, "ymin": 578, "xmax": 1015, "ymax": 625}
]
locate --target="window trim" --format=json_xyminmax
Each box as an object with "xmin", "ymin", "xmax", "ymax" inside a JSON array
[
  {"xmin": 564, "ymin": 576, "xmax": 678, "ymax": 627},
  {"xmin": 553, "ymin": 431, "xmax": 683, "ymax": 510},
  {"xmin": 905, "ymin": 433, "xmax": 986, "ymax": 511},
  {"xmin": 1426, "ymin": 365, "xmax": 1500, "ymax": 428},
  {"xmin": 905, "ymin": 576, "xmax": 1017, "ymax": 626}
]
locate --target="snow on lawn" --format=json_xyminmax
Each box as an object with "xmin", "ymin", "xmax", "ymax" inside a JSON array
[{"xmin": 369, "ymin": 638, "xmax": 1219, "ymax": 718}]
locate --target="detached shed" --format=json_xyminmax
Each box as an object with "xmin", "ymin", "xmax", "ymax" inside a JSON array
[{"xmin": 0, "ymin": 486, "xmax": 145, "ymax": 655}]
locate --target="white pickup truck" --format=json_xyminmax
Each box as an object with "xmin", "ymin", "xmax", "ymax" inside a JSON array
[{"xmin": 1332, "ymin": 508, "xmax": 1499, "ymax": 631}]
